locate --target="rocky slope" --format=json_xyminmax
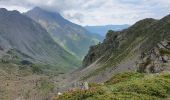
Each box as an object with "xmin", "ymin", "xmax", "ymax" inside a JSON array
[
  {"xmin": 25, "ymin": 7, "xmax": 103, "ymax": 59},
  {"xmin": 137, "ymin": 40, "xmax": 170, "ymax": 73},
  {"xmin": 0, "ymin": 8, "xmax": 80, "ymax": 72},
  {"xmin": 71, "ymin": 14, "xmax": 170, "ymax": 83}
]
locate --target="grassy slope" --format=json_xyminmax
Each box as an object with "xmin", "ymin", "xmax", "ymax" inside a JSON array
[
  {"xmin": 82, "ymin": 15, "xmax": 170, "ymax": 80},
  {"xmin": 81, "ymin": 19, "xmax": 156, "ymax": 79},
  {"xmin": 56, "ymin": 72, "xmax": 170, "ymax": 100}
]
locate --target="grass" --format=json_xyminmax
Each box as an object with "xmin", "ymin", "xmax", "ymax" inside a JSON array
[
  {"xmin": 105, "ymin": 72, "xmax": 144, "ymax": 85},
  {"xmin": 37, "ymin": 79, "xmax": 54, "ymax": 95},
  {"xmin": 56, "ymin": 72, "xmax": 170, "ymax": 100},
  {"xmin": 159, "ymin": 48, "xmax": 170, "ymax": 56},
  {"xmin": 31, "ymin": 64, "xmax": 43, "ymax": 74}
]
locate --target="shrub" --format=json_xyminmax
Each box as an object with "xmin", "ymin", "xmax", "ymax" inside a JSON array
[
  {"xmin": 56, "ymin": 87, "xmax": 104, "ymax": 100},
  {"xmin": 37, "ymin": 80, "xmax": 54, "ymax": 94},
  {"xmin": 105, "ymin": 72, "xmax": 144, "ymax": 85},
  {"xmin": 87, "ymin": 92, "xmax": 157, "ymax": 100},
  {"xmin": 159, "ymin": 49, "xmax": 170, "ymax": 56},
  {"xmin": 89, "ymin": 83, "xmax": 102, "ymax": 88},
  {"xmin": 110, "ymin": 77, "xmax": 170, "ymax": 98},
  {"xmin": 56, "ymin": 72, "xmax": 170, "ymax": 100},
  {"xmin": 31, "ymin": 64, "xmax": 42, "ymax": 74}
]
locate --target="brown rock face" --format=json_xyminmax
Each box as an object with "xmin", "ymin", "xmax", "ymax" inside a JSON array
[{"xmin": 137, "ymin": 40, "xmax": 170, "ymax": 73}]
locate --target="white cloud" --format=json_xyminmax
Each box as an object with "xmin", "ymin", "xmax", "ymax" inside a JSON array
[{"xmin": 0, "ymin": 0, "xmax": 170, "ymax": 25}]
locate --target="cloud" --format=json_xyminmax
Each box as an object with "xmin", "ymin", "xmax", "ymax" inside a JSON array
[{"xmin": 0, "ymin": 0, "xmax": 170, "ymax": 25}]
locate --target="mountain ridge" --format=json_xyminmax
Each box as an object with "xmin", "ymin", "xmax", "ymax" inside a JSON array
[
  {"xmin": 64, "ymin": 14, "xmax": 170, "ymax": 83},
  {"xmin": 25, "ymin": 7, "xmax": 103, "ymax": 59},
  {"xmin": 0, "ymin": 8, "xmax": 80, "ymax": 72}
]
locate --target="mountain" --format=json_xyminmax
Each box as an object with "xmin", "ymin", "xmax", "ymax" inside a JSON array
[
  {"xmin": 0, "ymin": 8, "xmax": 80, "ymax": 72},
  {"xmin": 84, "ymin": 24, "xmax": 129, "ymax": 36},
  {"xmin": 25, "ymin": 7, "xmax": 103, "ymax": 59},
  {"xmin": 62, "ymin": 14, "xmax": 170, "ymax": 83},
  {"xmin": 58, "ymin": 39, "xmax": 170, "ymax": 99}
]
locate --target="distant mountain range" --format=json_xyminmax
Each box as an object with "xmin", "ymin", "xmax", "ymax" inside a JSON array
[
  {"xmin": 84, "ymin": 24, "xmax": 130, "ymax": 36},
  {"xmin": 25, "ymin": 7, "xmax": 103, "ymax": 59}
]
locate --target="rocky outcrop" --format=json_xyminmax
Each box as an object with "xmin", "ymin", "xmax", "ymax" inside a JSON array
[
  {"xmin": 83, "ymin": 30, "xmax": 119, "ymax": 67},
  {"xmin": 137, "ymin": 40, "xmax": 170, "ymax": 73}
]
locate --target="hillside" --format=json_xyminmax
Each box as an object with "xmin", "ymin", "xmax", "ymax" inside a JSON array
[
  {"xmin": 0, "ymin": 8, "xmax": 80, "ymax": 72},
  {"xmin": 25, "ymin": 7, "xmax": 103, "ymax": 59},
  {"xmin": 63, "ymin": 14, "xmax": 170, "ymax": 83},
  {"xmin": 84, "ymin": 24, "xmax": 129, "ymax": 36},
  {"xmin": 56, "ymin": 71, "xmax": 170, "ymax": 100}
]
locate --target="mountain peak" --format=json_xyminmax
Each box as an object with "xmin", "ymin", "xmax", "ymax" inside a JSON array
[
  {"xmin": 33, "ymin": 7, "xmax": 42, "ymax": 10},
  {"xmin": 30, "ymin": 7, "xmax": 60, "ymax": 15},
  {"xmin": 26, "ymin": 7, "xmax": 72, "ymax": 26},
  {"xmin": 25, "ymin": 7, "xmax": 102, "ymax": 59},
  {"xmin": 26, "ymin": 7, "xmax": 63, "ymax": 21},
  {"xmin": 0, "ymin": 8, "xmax": 7, "ymax": 12},
  {"xmin": 160, "ymin": 14, "xmax": 170, "ymax": 22},
  {"xmin": 0, "ymin": 8, "xmax": 20, "ymax": 15},
  {"xmin": 31, "ymin": 7, "xmax": 47, "ymax": 13}
]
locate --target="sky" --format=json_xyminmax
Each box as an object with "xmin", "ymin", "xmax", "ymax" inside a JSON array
[{"xmin": 0, "ymin": 0, "xmax": 170, "ymax": 26}]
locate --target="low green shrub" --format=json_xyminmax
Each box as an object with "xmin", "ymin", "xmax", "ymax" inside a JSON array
[
  {"xmin": 105, "ymin": 72, "xmax": 144, "ymax": 85},
  {"xmin": 159, "ymin": 49, "xmax": 170, "ymax": 55},
  {"xmin": 56, "ymin": 72, "xmax": 170, "ymax": 100},
  {"xmin": 56, "ymin": 87, "xmax": 104, "ymax": 100},
  {"xmin": 31, "ymin": 64, "xmax": 42, "ymax": 74},
  {"xmin": 87, "ymin": 92, "xmax": 157, "ymax": 100},
  {"xmin": 110, "ymin": 75, "xmax": 170, "ymax": 98}
]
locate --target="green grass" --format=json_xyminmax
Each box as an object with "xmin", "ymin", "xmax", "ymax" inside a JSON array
[
  {"xmin": 159, "ymin": 48, "xmax": 170, "ymax": 56},
  {"xmin": 56, "ymin": 72, "xmax": 170, "ymax": 100},
  {"xmin": 31, "ymin": 64, "xmax": 43, "ymax": 74},
  {"xmin": 105, "ymin": 72, "xmax": 144, "ymax": 85},
  {"xmin": 37, "ymin": 79, "xmax": 54, "ymax": 95},
  {"xmin": 86, "ymin": 92, "xmax": 157, "ymax": 100}
]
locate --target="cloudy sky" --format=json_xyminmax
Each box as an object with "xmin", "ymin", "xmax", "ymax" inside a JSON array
[{"xmin": 0, "ymin": 0, "xmax": 170, "ymax": 26}]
